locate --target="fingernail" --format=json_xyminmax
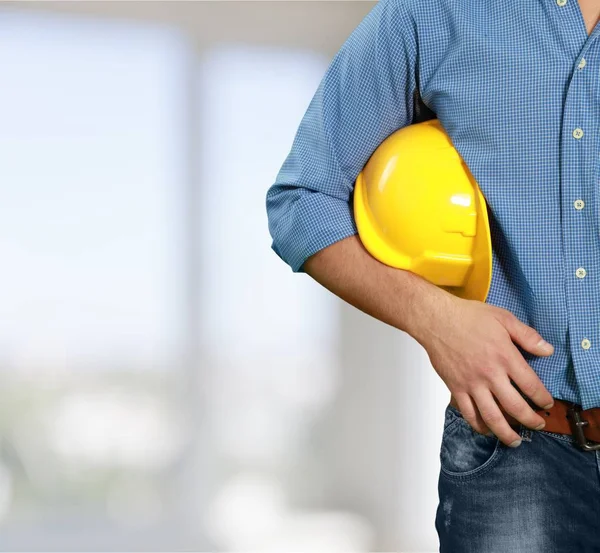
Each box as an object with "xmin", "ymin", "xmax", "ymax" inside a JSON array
[
  {"xmin": 535, "ymin": 422, "xmax": 545, "ymax": 430},
  {"xmin": 509, "ymin": 439, "xmax": 522, "ymax": 448},
  {"xmin": 543, "ymin": 402, "xmax": 554, "ymax": 410},
  {"xmin": 485, "ymin": 430, "xmax": 495, "ymax": 437},
  {"xmin": 537, "ymin": 339, "xmax": 553, "ymax": 353}
]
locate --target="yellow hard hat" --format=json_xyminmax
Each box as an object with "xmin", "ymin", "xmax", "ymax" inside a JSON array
[{"xmin": 353, "ymin": 118, "xmax": 492, "ymax": 302}]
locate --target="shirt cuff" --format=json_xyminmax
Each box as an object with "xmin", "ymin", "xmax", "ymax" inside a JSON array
[{"xmin": 271, "ymin": 191, "xmax": 358, "ymax": 273}]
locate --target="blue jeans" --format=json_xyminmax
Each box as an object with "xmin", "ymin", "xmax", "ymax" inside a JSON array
[{"xmin": 436, "ymin": 402, "xmax": 600, "ymax": 552}]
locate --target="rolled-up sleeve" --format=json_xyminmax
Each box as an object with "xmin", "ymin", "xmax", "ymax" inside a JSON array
[{"xmin": 265, "ymin": 0, "xmax": 421, "ymax": 273}]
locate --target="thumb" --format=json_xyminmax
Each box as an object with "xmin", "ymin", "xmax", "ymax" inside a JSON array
[{"xmin": 502, "ymin": 314, "xmax": 554, "ymax": 356}]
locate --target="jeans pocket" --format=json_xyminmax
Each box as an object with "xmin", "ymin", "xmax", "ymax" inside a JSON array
[{"xmin": 439, "ymin": 403, "xmax": 505, "ymax": 482}]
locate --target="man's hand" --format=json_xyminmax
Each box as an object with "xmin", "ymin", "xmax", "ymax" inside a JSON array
[
  {"xmin": 302, "ymin": 235, "xmax": 555, "ymax": 448},
  {"xmin": 420, "ymin": 295, "xmax": 555, "ymax": 447}
]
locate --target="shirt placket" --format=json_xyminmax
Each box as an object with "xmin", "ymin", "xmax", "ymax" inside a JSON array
[{"xmin": 557, "ymin": 0, "xmax": 600, "ymax": 408}]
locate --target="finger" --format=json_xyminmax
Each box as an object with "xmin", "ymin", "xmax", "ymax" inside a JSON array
[
  {"xmin": 489, "ymin": 374, "xmax": 546, "ymax": 430},
  {"xmin": 506, "ymin": 353, "xmax": 555, "ymax": 410},
  {"xmin": 498, "ymin": 311, "xmax": 554, "ymax": 357},
  {"xmin": 472, "ymin": 388, "xmax": 523, "ymax": 447},
  {"xmin": 454, "ymin": 393, "xmax": 491, "ymax": 435}
]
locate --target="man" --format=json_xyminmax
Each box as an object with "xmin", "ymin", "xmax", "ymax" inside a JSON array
[{"xmin": 265, "ymin": 0, "xmax": 600, "ymax": 550}]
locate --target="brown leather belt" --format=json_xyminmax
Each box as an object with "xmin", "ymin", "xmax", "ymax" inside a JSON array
[
  {"xmin": 533, "ymin": 399, "xmax": 600, "ymax": 450},
  {"xmin": 450, "ymin": 396, "xmax": 600, "ymax": 451}
]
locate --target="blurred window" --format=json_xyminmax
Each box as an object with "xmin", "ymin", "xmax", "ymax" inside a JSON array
[
  {"xmin": 0, "ymin": 11, "xmax": 187, "ymax": 374},
  {"xmin": 0, "ymin": 10, "xmax": 190, "ymax": 548},
  {"xmin": 0, "ymin": 8, "xmax": 344, "ymax": 550}
]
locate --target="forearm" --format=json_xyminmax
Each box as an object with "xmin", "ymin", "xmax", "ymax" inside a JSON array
[{"xmin": 302, "ymin": 234, "xmax": 456, "ymax": 346}]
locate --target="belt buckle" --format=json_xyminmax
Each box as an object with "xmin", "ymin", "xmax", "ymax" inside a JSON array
[{"xmin": 566, "ymin": 403, "xmax": 600, "ymax": 451}]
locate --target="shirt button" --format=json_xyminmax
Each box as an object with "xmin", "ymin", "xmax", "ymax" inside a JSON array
[
  {"xmin": 574, "ymin": 199, "xmax": 585, "ymax": 210},
  {"xmin": 557, "ymin": 0, "xmax": 567, "ymax": 5},
  {"xmin": 576, "ymin": 267, "xmax": 587, "ymax": 278},
  {"xmin": 573, "ymin": 128, "xmax": 584, "ymax": 139},
  {"xmin": 578, "ymin": 57, "xmax": 587, "ymax": 69},
  {"xmin": 582, "ymin": 338, "xmax": 591, "ymax": 350}
]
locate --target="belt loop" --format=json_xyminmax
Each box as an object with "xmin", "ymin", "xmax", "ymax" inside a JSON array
[{"xmin": 519, "ymin": 424, "xmax": 533, "ymax": 442}]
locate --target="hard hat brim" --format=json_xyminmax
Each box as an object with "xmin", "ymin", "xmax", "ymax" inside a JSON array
[{"xmin": 451, "ymin": 183, "xmax": 492, "ymax": 303}]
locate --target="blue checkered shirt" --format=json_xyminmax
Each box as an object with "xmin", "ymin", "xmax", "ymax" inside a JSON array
[{"xmin": 265, "ymin": 0, "xmax": 600, "ymax": 410}]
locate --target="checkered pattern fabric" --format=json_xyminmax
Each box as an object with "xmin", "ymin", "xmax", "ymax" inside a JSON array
[{"xmin": 266, "ymin": 0, "xmax": 600, "ymax": 409}]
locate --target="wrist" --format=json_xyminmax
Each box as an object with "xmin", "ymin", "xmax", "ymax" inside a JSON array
[{"xmin": 404, "ymin": 284, "xmax": 459, "ymax": 346}]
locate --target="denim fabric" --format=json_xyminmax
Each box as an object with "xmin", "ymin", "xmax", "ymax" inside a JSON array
[{"xmin": 436, "ymin": 403, "xmax": 600, "ymax": 552}]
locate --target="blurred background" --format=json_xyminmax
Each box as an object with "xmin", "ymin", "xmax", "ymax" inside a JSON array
[{"xmin": 0, "ymin": 1, "xmax": 450, "ymax": 551}]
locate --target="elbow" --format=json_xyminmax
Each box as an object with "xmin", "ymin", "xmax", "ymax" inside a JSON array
[{"xmin": 265, "ymin": 181, "xmax": 299, "ymax": 265}]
